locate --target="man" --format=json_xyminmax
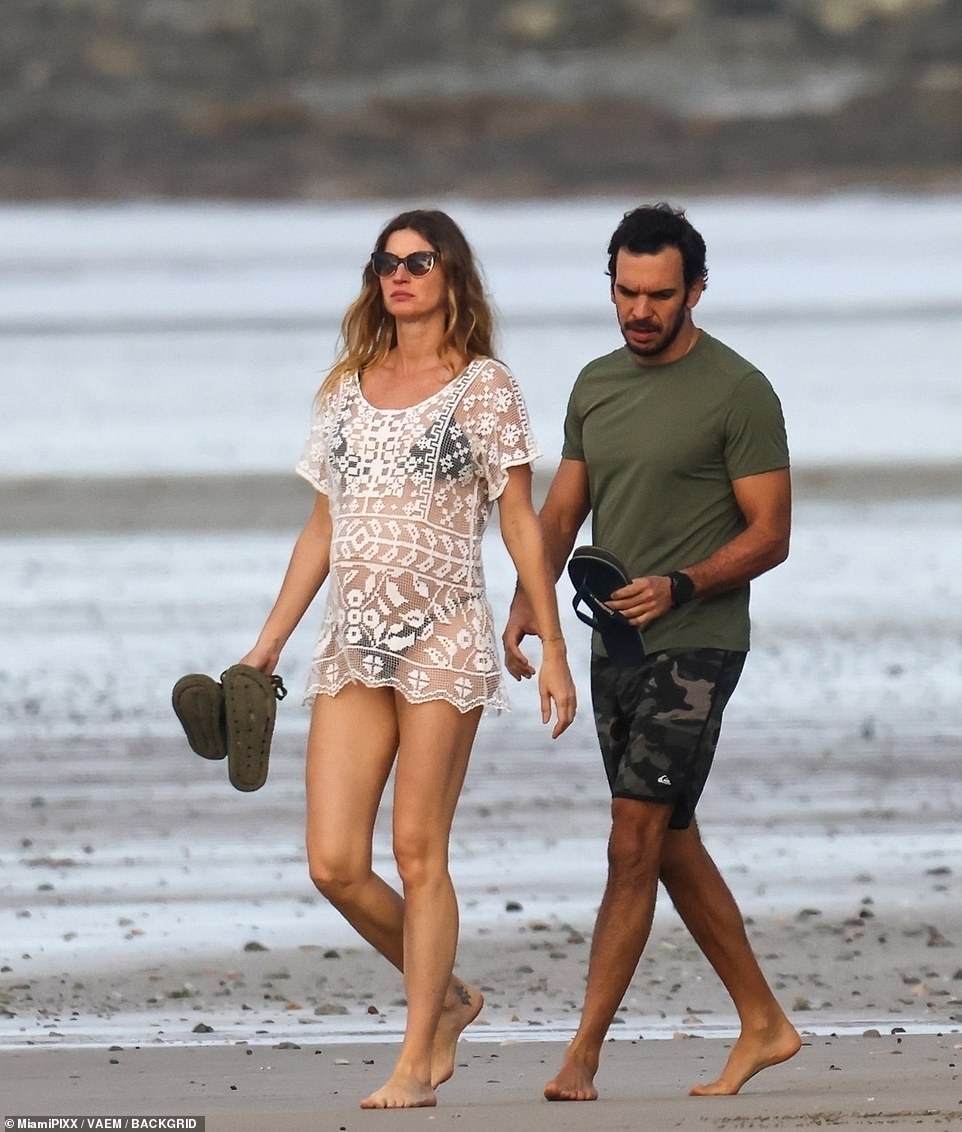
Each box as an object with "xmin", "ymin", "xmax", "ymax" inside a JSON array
[{"xmin": 503, "ymin": 203, "xmax": 800, "ymax": 1101}]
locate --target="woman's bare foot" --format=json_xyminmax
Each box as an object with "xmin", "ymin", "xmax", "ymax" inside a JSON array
[
  {"xmin": 689, "ymin": 1017, "xmax": 801, "ymax": 1096},
  {"xmin": 544, "ymin": 1048, "xmax": 600, "ymax": 1102},
  {"xmin": 431, "ymin": 980, "xmax": 484, "ymax": 1088},
  {"xmin": 360, "ymin": 1069, "xmax": 437, "ymax": 1110}
]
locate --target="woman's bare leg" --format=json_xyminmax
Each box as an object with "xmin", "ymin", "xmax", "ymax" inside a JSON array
[
  {"xmin": 305, "ymin": 686, "xmax": 482, "ymax": 1106},
  {"xmin": 306, "ymin": 684, "xmax": 401, "ymax": 955},
  {"xmin": 359, "ymin": 695, "xmax": 482, "ymax": 1110}
]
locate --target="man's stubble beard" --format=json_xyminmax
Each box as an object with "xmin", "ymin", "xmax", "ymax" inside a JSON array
[{"xmin": 622, "ymin": 303, "xmax": 687, "ymax": 359}]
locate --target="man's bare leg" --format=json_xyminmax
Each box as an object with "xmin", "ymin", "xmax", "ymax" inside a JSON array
[
  {"xmin": 545, "ymin": 799, "xmax": 671, "ymax": 1101},
  {"xmin": 659, "ymin": 820, "xmax": 801, "ymax": 1095}
]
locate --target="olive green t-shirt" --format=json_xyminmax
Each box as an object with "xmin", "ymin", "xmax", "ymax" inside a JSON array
[{"xmin": 562, "ymin": 332, "xmax": 789, "ymax": 654}]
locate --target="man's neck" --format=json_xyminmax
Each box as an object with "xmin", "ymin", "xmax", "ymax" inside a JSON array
[{"xmin": 633, "ymin": 324, "xmax": 702, "ymax": 368}]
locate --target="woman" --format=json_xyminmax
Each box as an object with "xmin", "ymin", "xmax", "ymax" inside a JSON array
[{"xmin": 239, "ymin": 209, "xmax": 576, "ymax": 1109}]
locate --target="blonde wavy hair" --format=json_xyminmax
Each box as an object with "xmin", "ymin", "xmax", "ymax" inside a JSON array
[{"xmin": 319, "ymin": 209, "xmax": 496, "ymax": 397}]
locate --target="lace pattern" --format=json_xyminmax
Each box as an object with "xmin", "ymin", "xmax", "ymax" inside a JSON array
[{"xmin": 296, "ymin": 357, "xmax": 540, "ymax": 713}]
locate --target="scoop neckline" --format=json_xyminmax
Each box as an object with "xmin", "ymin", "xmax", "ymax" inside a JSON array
[{"xmin": 354, "ymin": 357, "xmax": 482, "ymax": 412}]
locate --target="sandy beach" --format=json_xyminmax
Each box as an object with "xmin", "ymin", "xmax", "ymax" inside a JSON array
[
  {"xmin": 3, "ymin": 528, "xmax": 962, "ymax": 1126},
  {"xmin": 3, "ymin": 479, "xmax": 962, "ymax": 1124},
  {"xmin": 2, "ymin": 198, "xmax": 961, "ymax": 1125},
  {"xmin": 5, "ymin": 1032, "xmax": 962, "ymax": 1129}
]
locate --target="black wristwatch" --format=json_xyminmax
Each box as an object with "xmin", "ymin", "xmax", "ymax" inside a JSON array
[{"xmin": 668, "ymin": 571, "xmax": 696, "ymax": 608}]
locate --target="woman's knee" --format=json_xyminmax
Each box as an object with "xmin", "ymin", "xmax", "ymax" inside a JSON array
[
  {"xmin": 307, "ymin": 846, "xmax": 368, "ymax": 899},
  {"xmin": 392, "ymin": 832, "xmax": 448, "ymax": 892}
]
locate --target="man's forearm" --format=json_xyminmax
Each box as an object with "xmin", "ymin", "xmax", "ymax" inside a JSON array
[
  {"xmin": 540, "ymin": 507, "xmax": 583, "ymax": 582},
  {"xmin": 512, "ymin": 505, "xmax": 582, "ymax": 600},
  {"xmin": 682, "ymin": 523, "xmax": 789, "ymax": 599},
  {"xmin": 681, "ymin": 467, "xmax": 792, "ymax": 599}
]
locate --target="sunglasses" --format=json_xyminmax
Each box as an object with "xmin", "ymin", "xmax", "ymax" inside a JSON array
[{"xmin": 370, "ymin": 250, "xmax": 439, "ymax": 278}]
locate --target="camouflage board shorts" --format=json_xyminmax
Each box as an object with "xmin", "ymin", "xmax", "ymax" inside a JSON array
[{"xmin": 591, "ymin": 648, "xmax": 746, "ymax": 830}]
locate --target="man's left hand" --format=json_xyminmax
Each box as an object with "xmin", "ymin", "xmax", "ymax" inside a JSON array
[{"xmin": 605, "ymin": 575, "xmax": 672, "ymax": 626}]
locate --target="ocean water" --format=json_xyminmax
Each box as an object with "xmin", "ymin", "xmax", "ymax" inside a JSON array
[
  {"xmin": 1, "ymin": 197, "xmax": 960, "ymax": 1047},
  {"xmin": 1, "ymin": 193, "xmax": 960, "ymax": 741},
  {"xmin": 1, "ymin": 193, "xmax": 962, "ymax": 476}
]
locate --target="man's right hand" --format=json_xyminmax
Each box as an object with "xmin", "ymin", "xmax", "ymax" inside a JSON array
[{"xmin": 502, "ymin": 593, "xmax": 539, "ymax": 681}]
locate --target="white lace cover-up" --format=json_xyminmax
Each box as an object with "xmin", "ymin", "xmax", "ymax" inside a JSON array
[{"xmin": 296, "ymin": 357, "xmax": 540, "ymax": 713}]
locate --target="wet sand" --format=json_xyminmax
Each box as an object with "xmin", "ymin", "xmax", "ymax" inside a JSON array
[
  {"xmin": 2, "ymin": 473, "xmax": 961, "ymax": 1124},
  {"xmin": 3, "ymin": 1032, "xmax": 962, "ymax": 1129},
  {"xmin": 3, "ymin": 461, "xmax": 962, "ymax": 533},
  {"xmin": 2, "ymin": 707, "xmax": 960, "ymax": 1122}
]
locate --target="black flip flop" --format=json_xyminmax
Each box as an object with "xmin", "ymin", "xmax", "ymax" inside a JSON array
[
  {"xmin": 567, "ymin": 545, "xmax": 645, "ymax": 665},
  {"xmin": 220, "ymin": 664, "xmax": 287, "ymax": 793}
]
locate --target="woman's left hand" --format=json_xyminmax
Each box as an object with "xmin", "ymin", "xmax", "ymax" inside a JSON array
[{"xmin": 538, "ymin": 643, "xmax": 577, "ymax": 739}]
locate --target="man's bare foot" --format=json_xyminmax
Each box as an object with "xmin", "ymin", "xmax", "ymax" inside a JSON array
[
  {"xmin": 431, "ymin": 980, "xmax": 484, "ymax": 1088},
  {"xmin": 689, "ymin": 1017, "xmax": 801, "ymax": 1096},
  {"xmin": 544, "ymin": 1050, "xmax": 600, "ymax": 1102},
  {"xmin": 360, "ymin": 1069, "xmax": 437, "ymax": 1110}
]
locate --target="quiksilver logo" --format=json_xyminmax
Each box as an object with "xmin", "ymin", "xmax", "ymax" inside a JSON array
[{"xmin": 657, "ymin": 774, "xmax": 671, "ymax": 786}]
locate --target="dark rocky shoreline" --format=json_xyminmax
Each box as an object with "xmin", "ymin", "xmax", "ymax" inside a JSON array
[
  {"xmin": 3, "ymin": 0, "xmax": 961, "ymax": 200},
  {"xmin": 4, "ymin": 462, "xmax": 961, "ymax": 533}
]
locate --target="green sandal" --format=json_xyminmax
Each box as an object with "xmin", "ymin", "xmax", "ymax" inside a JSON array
[
  {"xmin": 171, "ymin": 673, "xmax": 227, "ymax": 761},
  {"xmin": 172, "ymin": 665, "xmax": 287, "ymax": 791},
  {"xmin": 221, "ymin": 664, "xmax": 288, "ymax": 793}
]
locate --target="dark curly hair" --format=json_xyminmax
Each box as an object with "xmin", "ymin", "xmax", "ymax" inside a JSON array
[{"xmin": 607, "ymin": 203, "xmax": 708, "ymax": 292}]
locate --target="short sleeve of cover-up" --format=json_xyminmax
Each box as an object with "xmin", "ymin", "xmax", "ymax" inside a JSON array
[
  {"xmin": 295, "ymin": 391, "xmax": 334, "ymax": 495},
  {"xmin": 458, "ymin": 360, "xmax": 541, "ymax": 501}
]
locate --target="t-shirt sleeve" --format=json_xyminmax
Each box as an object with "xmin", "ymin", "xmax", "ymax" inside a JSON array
[
  {"xmin": 724, "ymin": 370, "xmax": 790, "ymax": 480},
  {"xmin": 459, "ymin": 360, "xmax": 541, "ymax": 501},
  {"xmin": 295, "ymin": 390, "xmax": 333, "ymax": 495},
  {"xmin": 561, "ymin": 381, "xmax": 585, "ymax": 462}
]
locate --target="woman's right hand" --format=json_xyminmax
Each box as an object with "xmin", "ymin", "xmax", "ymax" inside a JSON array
[{"xmin": 238, "ymin": 642, "xmax": 280, "ymax": 674}]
